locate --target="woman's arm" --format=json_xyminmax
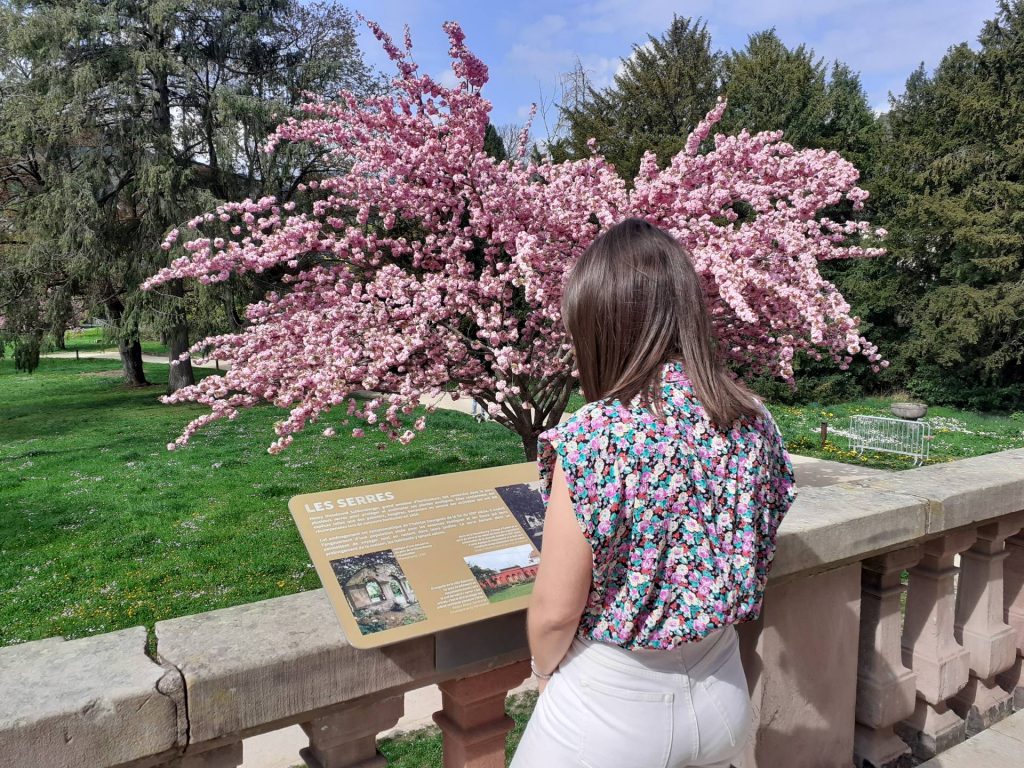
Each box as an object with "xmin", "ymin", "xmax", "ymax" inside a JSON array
[{"xmin": 527, "ymin": 461, "xmax": 593, "ymax": 690}]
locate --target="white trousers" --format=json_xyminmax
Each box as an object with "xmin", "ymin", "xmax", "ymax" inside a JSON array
[{"xmin": 510, "ymin": 625, "xmax": 751, "ymax": 768}]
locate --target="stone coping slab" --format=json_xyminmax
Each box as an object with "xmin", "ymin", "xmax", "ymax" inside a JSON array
[
  {"xmin": 0, "ymin": 627, "xmax": 181, "ymax": 768},
  {"xmin": 155, "ymin": 589, "xmax": 436, "ymax": 743},
  {"xmin": 771, "ymin": 483, "xmax": 929, "ymax": 579},
  {"xmin": 773, "ymin": 448, "xmax": 1024, "ymax": 578},
  {"xmin": 918, "ymin": 708, "xmax": 1024, "ymax": 766},
  {"xmin": 843, "ymin": 448, "xmax": 1024, "ymax": 532}
]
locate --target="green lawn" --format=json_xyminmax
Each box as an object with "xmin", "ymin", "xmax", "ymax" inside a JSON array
[
  {"xmin": 0, "ymin": 356, "xmax": 523, "ymax": 647},
  {"xmin": 569, "ymin": 392, "xmax": 1022, "ymax": 470},
  {"xmin": 3, "ymin": 357, "xmax": 1021, "ymax": 649},
  {"xmin": 62, "ymin": 327, "xmax": 168, "ymax": 357},
  {"xmin": 486, "ymin": 581, "xmax": 535, "ymax": 603},
  {"xmin": 768, "ymin": 398, "xmax": 1024, "ymax": 469}
]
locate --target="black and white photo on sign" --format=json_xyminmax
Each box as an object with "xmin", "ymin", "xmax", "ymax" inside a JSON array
[{"xmin": 495, "ymin": 480, "xmax": 546, "ymax": 550}]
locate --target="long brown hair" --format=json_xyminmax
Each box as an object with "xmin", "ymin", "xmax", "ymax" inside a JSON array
[{"xmin": 563, "ymin": 218, "xmax": 761, "ymax": 426}]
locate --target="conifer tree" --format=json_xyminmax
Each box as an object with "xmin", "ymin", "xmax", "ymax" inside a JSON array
[
  {"xmin": 719, "ymin": 30, "xmax": 829, "ymax": 149},
  {"xmin": 556, "ymin": 16, "xmax": 720, "ymax": 178},
  {"xmin": 0, "ymin": 1, "xmax": 371, "ymax": 386},
  {"xmin": 866, "ymin": 1, "xmax": 1024, "ymax": 408}
]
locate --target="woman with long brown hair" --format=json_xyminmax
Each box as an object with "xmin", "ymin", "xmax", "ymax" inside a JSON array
[{"xmin": 510, "ymin": 218, "xmax": 795, "ymax": 768}]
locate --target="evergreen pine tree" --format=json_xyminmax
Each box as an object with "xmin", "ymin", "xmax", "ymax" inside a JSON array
[
  {"xmin": 866, "ymin": 1, "xmax": 1024, "ymax": 408},
  {"xmin": 557, "ymin": 16, "xmax": 720, "ymax": 178},
  {"xmin": 718, "ymin": 30, "xmax": 829, "ymax": 149}
]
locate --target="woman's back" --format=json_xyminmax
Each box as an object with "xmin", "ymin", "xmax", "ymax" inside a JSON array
[
  {"xmin": 513, "ymin": 218, "xmax": 797, "ymax": 768},
  {"xmin": 537, "ymin": 360, "xmax": 795, "ymax": 649}
]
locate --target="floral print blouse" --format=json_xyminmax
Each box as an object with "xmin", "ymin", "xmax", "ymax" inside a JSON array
[{"xmin": 537, "ymin": 361, "xmax": 795, "ymax": 650}]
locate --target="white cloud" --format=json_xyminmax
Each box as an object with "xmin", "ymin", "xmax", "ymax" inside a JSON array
[
  {"xmin": 465, "ymin": 544, "xmax": 537, "ymax": 571},
  {"xmin": 437, "ymin": 68, "xmax": 460, "ymax": 88}
]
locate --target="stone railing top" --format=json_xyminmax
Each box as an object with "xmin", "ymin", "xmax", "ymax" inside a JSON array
[
  {"xmin": 2, "ymin": 447, "xmax": 1023, "ymax": 766},
  {"xmin": 773, "ymin": 447, "xmax": 1024, "ymax": 579},
  {"xmin": 0, "ymin": 627, "xmax": 183, "ymax": 768},
  {"xmin": 156, "ymin": 589, "xmax": 432, "ymax": 743}
]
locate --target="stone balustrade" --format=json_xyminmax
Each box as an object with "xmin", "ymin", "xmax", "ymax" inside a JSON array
[{"xmin": 2, "ymin": 447, "xmax": 1023, "ymax": 768}]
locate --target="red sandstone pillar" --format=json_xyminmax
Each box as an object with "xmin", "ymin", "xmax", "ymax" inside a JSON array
[
  {"xmin": 300, "ymin": 695, "xmax": 403, "ymax": 768},
  {"xmin": 897, "ymin": 530, "xmax": 975, "ymax": 760},
  {"xmin": 997, "ymin": 529, "xmax": 1024, "ymax": 708},
  {"xmin": 433, "ymin": 661, "xmax": 531, "ymax": 768}
]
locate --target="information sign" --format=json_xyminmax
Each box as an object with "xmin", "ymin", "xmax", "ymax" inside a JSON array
[{"xmin": 289, "ymin": 463, "xmax": 546, "ymax": 648}]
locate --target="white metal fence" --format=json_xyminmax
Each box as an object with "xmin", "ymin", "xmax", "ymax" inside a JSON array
[{"xmin": 847, "ymin": 415, "xmax": 932, "ymax": 465}]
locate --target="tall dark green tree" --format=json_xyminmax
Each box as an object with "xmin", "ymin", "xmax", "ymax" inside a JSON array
[
  {"xmin": 718, "ymin": 30, "xmax": 829, "ymax": 148},
  {"xmin": 820, "ymin": 62, "xmax": 881, "ymax": 176},
  {"xmin": 866, "ymin": 1, "xmax": 1024, "ymax": 409},
  {"xmin": 483, "ymin": 123, "xmax": 507, "ymax": 161},
  {"xmin": 0, "ymin": 1, "xmax": 372, "ymax": 387},
  {"xmin": 554, "ymin": 16, "xmax": 720, "ymax": 178}
]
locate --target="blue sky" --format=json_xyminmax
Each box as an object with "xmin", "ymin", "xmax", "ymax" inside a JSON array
[{"xmin": 343, "ymin": 0, "xmax": 996, "ymax": 133}]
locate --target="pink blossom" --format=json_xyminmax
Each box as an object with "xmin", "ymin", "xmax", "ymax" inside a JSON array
[{"xmin": 142, "ymin": 20, "xmax": 886, "ymax": 453}]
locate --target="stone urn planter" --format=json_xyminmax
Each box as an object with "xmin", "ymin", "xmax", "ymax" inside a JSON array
[{"xmin": 891, "ymin": 402, "xmax": 928, "ymax": 420}]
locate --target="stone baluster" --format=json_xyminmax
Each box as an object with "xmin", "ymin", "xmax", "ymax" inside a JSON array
[
  {"xmin": 997, "ymin": 528, "xmax": 1024, "ymax": 708},
  {"xmin": 300, "ymin": 695, "xmax": 403, "ymax": 768},
  {"xmin": 896, "ymin": 530, "xmax": 975, "ymax": 760},
  {"xmin": 854, "ymin": 547, "xmax": 921, "ymax": 768},
  {"xmin": 950, "ymin": 518, "xmax": 1021, "ymax": 734},
  {"xmin": 433, "ymin": 661, "xmax": 531, "ymax": 768}
]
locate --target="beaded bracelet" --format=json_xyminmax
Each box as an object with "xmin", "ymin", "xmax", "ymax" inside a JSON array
[{"xmin": 530, "ymin": 657, "xmax": 554, "ymax": 679}]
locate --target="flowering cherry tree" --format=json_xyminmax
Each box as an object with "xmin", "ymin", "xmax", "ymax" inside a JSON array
[{"xmin": 143, "ymin": 21, "xmax": 886, "ymax": 459}]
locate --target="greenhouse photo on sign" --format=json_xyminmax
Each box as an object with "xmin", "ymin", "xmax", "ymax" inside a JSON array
[
  {"xmin": 465, "ymin": 544, "xmax": 541, "ymax": 603},
  {"xmin": 330, "ymin": 550, "xmax": 425, "ymax": 635}
]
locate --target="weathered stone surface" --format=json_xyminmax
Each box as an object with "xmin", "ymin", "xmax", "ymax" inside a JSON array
[
  {"xmin": 169, "ymin": 742, "xmax": 242, "ymax": 768},
  {"xmin": 917, "ymin": 708, "xmax": 1024, "ymax": 767},
  {"xmin": 770, "ymin": 449, "xmax": 1024, "ymax": 582},
  {"xmin": 737, "ymin": 563, "xmax": 861, "ymax": 768},
  {"xmin": 156, "ymin": 589, "xmax": 434, "ymax": 743},
  {"xmin": 0, "ymin": 627, "xmax": 181, "ymax": 768},
  {"xmin": 895, "ymin": 701, "xmax": 965, "ymax": 761},
  {"xmin": 788, "ymin": 454, "xmax": 889, "ymax": 488},
  {"xmin": 771, "ymin": 485, "xmax": 928, "ymax": 580},
  {"xmin": 855, "ymin": 549, "xmax": 920, "ymax": 768},
  {"xmin": 300, "ymin": 695, "xmax": 402, "ymax": 768},
  {"xmin": 845, "ymin": 449, "xmax": 1024, "ymax": 534}
]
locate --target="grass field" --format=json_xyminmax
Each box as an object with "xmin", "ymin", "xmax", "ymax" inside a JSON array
[
  {"xmin": 0, "ymin": 356, "xmax": 524, "ymax": 647},
  {"xmin": 567, "ymin": 392, "xmax": 1023, "ymax": 470},
  {"xmin": 2, "ymin": 356, "xmax": 1022, "ymax": 649},
  {"xmin": 62, "ymin": 327, "xmax": 168, "ymax": 357},
  {"xmin": 768, "ymin": 398, "xmax": 1024, "ymax": 469},
  {"xmin": 485, "ymin": 581, "xmax": 535, "ymax": 603}
]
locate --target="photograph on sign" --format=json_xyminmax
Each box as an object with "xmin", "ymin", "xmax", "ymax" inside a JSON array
[
  {"xmin": 464, "ymin": 543, "xmax": 541, "ymax": 604},
  {"xmin": 289, "ymin": 462, "xmax": 545, "ymax": 648},
  {"xmin": 330, "ymin": 549, "xmax": 425, "ymax": 636},
  {"xmin": 494, "ymin": 481, "xmax": 546, "ymax": 551}
]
